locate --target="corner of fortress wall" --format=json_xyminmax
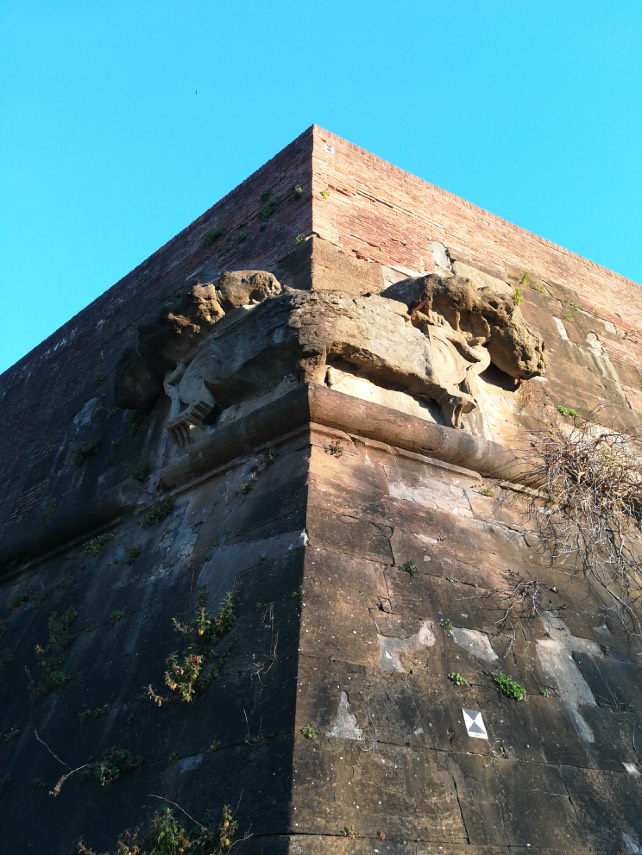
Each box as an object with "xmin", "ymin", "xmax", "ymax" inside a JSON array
[{"xmin": 0, "ymin": 129, "xmax": 640, "ymax": 854}]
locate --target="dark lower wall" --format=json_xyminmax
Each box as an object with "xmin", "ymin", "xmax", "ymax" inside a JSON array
[
  {"xmin": 291, "ymin": 426, "xmax": 642, "ymax": 853},
  {"xmin": 0, "ymin": 428, "xmax": 309, "ymax": 853}
]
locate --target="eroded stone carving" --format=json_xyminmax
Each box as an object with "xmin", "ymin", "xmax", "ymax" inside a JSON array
[
  {"xmin": 114, "ymin": 271, "xmax": 282, "ymax": 413},
  {"xmin": 116, "ymin": 268, "xmax": 546, "ymax": 446},
  {"xmin": 382, "ymin": 273, "xmax": 545, "ymax": 424}
]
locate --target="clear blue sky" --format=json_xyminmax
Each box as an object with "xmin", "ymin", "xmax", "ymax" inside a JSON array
[{"xmin": 1, "ymin": 1, "xmax": 641, "ymax": 374}]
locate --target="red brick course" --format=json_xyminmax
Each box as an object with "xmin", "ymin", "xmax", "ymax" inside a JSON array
[{"xmin": 311, "ymin": 126, "xmax": 642, "ymax": 367}]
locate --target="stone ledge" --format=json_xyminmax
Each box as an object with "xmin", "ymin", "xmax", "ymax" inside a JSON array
[{"xmin": 0, "ymin": 385, "xmax": 528, "ymax": 572}]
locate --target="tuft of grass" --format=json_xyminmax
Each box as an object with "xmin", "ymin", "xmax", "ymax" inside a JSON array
[
  {"xmin": 2, "ymin": 726, "xmax": 20, "ymax": 742},
  {"xmin": 295, "ymin": 232, "xmax": 306, "ymax": 244},
  {"xmin": 440, "ymin": 617, "xmax": 454, "ymax": 632},
  {"xmin": 140, "ymin": 497, "xmax": 175, "ymax": 528},
  {"xmin": 203, "ymin": 226, "xmax": 225, "ymax": 247},
  {"xmin": 479, "ymin": 487, "xmax": 494, "ymax": 497},
  {"xmin": 293, "ymin": 184, "xmax": 303, "ymax": 199},
  {"xmin": 92, "ymin": 746, "xmax": 141, "ymax": 786},
  {"xmin": 513, "ymin": 287, "xmax": 523, "ymax": 306},
  {"xmin": 301, "ymin": 723, "xmax": 316, "ymax": 739},
  {"xmin": 519, "ymin": 272, "xmax": 529, "ymax": 286},
  {"xmin": 556, "ymin": 404, "xmax": 579, "ymax": 419},
  {"xmin": 84, "ymin": 534, "xmax": 111, "ymax": 555},
  {"xmin": 493, "ymin": 671, "xmax": 526, "ymax": 701},
  {"xmin": 448, "ymin": 672, "xmax": 468, "ymax": 687},
  {"xmin": 259, "ymin": 190, "xmax": 278, "ymax": 222},
  {"xmin": 110, "ymin": 609, "xmax": 125, "ymax": 625},
  {"xmin": 400, "ymin": 560, "xmax": 418, "ymax": 577},
  {"xmin": 321, "ymin": 189, "xmax": 329, "ymax": 199},
  {"xmin": 325, "ymin": 442, "xmax": 343, "ymax": 457}
]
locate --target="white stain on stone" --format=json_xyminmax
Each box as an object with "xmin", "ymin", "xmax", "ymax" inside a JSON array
[
  {"xmin": 179, "ymin": 753, "xmax": 203, "ymax": 772},
  {"xmin": 327, "ymin": 691, "xmax": 363, "ymax": 740},
  {"xmin": 553, "ymin": 316, "xmax": 569, "ymax": 341},
  {"xmin": 536, "ymin": 617, "xmax": 600, "ymax": 742},
  {"xmin": 622, "ymin": 832, "xmax": 642, "ymax": 854},
  {"xmin": 623, "ymin": 762, "xmax": 640, "ymax": 776},
  {"xmin": 451, "ymin": 627, "xmax": 498, "ymax": 663},
  {"xmin": 429, "ymin": 241, "xmax": 452, "ymax": 272},
  {"xmin": 377, "ymin": 620, "xmax": 436, "ymax": 672}
]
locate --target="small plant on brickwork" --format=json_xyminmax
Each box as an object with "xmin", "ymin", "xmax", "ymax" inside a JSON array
[
  {"xmin": 154, "ymin": 590, "xmax": 237, "ymax": 704},
  {"xmin": 84, "ymin": 533, "xmax": 112, "ymax": 555},
  {"xmin": 2, "ymin": 726, "xmax": 20, "ymax": 742},
  {"xmin": 556, "ymin": 404, "xmax": 579, "ymax": 418},
  {"xmin": 34, "ymin": 607, "xmax": 78, "ymax": 693},
  {"xmin": 259, "ymin": 190, "xmax": 278, "ymax": 222},
  {"xmin": 293, "ymin": 184, "xmax": 303, "ymax": 199},
  {"xmin": 110, "ymin": 609, "xmax": 125, "ymax": 625},
  {"xmin": 400, "ymin": 559, "xmax": 418, "ymax": 577},
  {"xmin": 74, "ymin": 442, "xmax": 99, "ymax": 466},
  {"xmin": 92, "ymin": 746, "xmax": 141, "ymax": 786},
  {"xmin": 301, "ymin": 723, "xmax": 316, "ymax": 739},
  {"xmin": 493, "ymin": 671, "xmax": 526, "ymax": 701},
  {"xmin": 204, "ymin": 226, "xmax": 225, "ymax": 247},
  {"xmin": 88, "ymin": 801, "xmax": 245, "ymax": 855},
  {"xmin": 448, "ymin": 672, "xmax": 468, "ymax": 687},
  {"xmin": 513, "ymin": 287, "xmax": 523, "ymax": 306},
  {"xmin": 321, "ymin": 188, "xmax": 330, "ymax": 199},
  {"xmin": 78, "ymin": 704, "xmax": 110, "ymax": 723},
  {"xmin": 140, "ymin": 496, "xmax": 175, "ymax": 527},
  {"xmin": 539, "ymin": 687, "xmax": 551, "ymax": 697},
  {"xmin": 440, "ymin": 617, "xmax": 454, "ymax": 632},
  {"xmin": 532, "ymin": 280, "xmax": 551, "ymax": 296},
  {"xmin": 295, "ymin": 232, "xmax": 305, "ymax": 244},
  {"xmin": 325, "ymin": 442, "xmax": 343, "ymax": 457}
]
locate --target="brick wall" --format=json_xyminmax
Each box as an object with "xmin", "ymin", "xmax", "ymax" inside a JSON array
[
  {"xmin": 310, "ymin": 126, "xmax": 642, "ymax": 368},
  {"xmin": 0, "ymin": 129, "xmax": 314, "ymax": 534}
]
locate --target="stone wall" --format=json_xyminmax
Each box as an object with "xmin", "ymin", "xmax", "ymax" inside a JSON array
[{"xmin": 0, "ymin": 128, "xmax": 640, "ymax": 853}]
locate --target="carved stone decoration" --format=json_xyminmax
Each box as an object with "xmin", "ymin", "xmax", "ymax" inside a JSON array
[
  {"xmin": 159, "ymin": 274, "xmax": 546, "ymax": 446},
  {"xmin": 114, "ymin": 271, "xmax": 282, "ymax": 411},
  {"xmin": 382, "ymin": 273, "xmax": 546, "ymax": 424}
]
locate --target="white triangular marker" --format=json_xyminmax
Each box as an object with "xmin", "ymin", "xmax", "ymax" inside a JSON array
[{"xmin": 462, "ymin": 708, "xmax": 488, "ymax": 740}]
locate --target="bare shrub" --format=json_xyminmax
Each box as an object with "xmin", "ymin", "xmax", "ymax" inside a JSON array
[{"xmin": 524, "ymin": 416, "xmax": 642, "ymax": 639}]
